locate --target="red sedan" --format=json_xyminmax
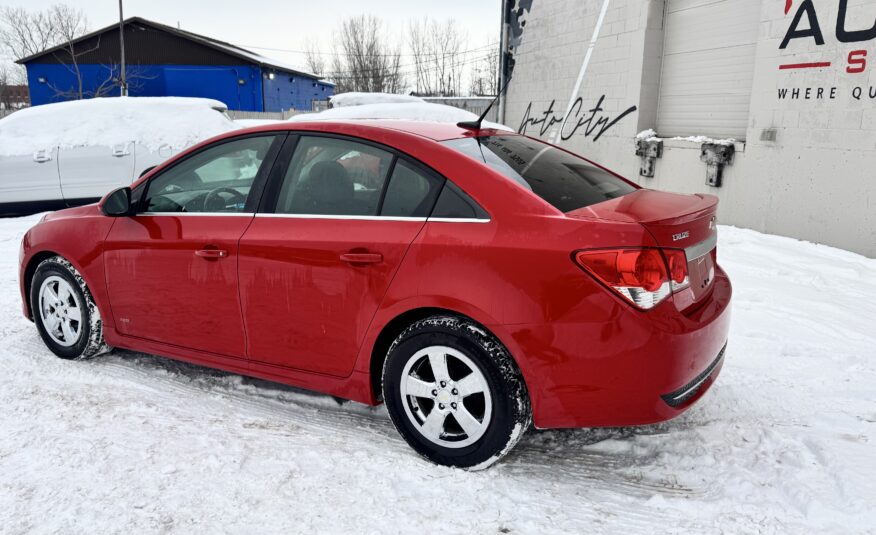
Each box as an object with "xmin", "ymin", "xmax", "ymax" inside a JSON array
[{"xmin": 19, "ymin": 120, "xmax": 731, "ymax": 469}]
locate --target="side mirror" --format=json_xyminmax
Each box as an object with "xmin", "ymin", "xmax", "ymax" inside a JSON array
[
  {"xmin": 100, "ymin": 186, "xmax": 132, "ymax": 217},
  {"xmin": 139, "ymin": 165, "xmax": 157, "ymax": 178}
]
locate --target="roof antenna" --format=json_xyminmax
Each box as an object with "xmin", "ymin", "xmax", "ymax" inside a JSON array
[{"xmin": 457, "ymin": 76, "xmax": 512, "ymax": 131}]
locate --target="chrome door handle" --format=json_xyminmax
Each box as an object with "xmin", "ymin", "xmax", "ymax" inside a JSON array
[
  {"xmin": 33, "ymin": 151, "xmax": 52, "ymax": 163},
  {"xmin": 112, "ymin": 144, "xmax": 130, "ymax": 157},
  {"xmin": 195, "ymin": 249, "xmax": 228, "ymax": 259},
  {"xmin": 340, "ymin": 252, "xmax": 382, "ymax": 264}
]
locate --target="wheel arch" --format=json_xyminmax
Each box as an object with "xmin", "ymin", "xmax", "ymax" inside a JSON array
[
  {"xmin": 366, "ymin": 305, "xmax": 531, "ymax": 405},
  {"xmin": 22, "ymin": 250, "xmax": 105, "ymax": 322},
  {"xmin": 22, "ymin": 250, "xmax": 62, "ymax": 319}
]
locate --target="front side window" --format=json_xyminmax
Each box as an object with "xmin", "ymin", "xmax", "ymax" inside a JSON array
[
  {"xmin": 143, "ymin": 135, "xmax": 276, "ymax": 213},
  {"xmin": 276, "ymin": 136, "xmax": 394, "ymax": 216},
  {"xmin": 443, "ymin": 136, "xmax": 636, "ymax": 213}
]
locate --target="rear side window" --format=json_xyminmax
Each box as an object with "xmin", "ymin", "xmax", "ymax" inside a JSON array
[
  {"xmin": 432, "ymin": 181, "xmax": 489, "ymax": 219},
  {"xmin": 443, "ymin": 136, "xmax": 636, "ymax": 213},
  {"xmin": 380, "ymin": 160, "xmax": 443, "ymax": 217}
]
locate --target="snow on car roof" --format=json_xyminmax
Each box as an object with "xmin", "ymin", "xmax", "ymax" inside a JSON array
[
  {"xmin": 0, "ymin": 96, "xmax": 239, "ymax": 157},
  {"xmin": 288, "ymin": 101, "xmax": 512, "ymax": 133},
  {"xmin": 328, "ymin": 92, "xmax": 425, "ymax": 107}
]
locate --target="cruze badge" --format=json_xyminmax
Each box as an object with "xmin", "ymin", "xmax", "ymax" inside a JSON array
[{"xmin": 672, "ymin": 231, "xmax": 690, "ymax": 242}]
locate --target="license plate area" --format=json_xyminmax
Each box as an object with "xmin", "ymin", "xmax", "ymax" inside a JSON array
[{"xmin": 674, "ymin": 234, "xmax": 717, "ymax": 310}]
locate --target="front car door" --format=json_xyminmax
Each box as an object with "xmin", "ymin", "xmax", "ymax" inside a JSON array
[
  {"xmin": 238, "ymin": 134, "xmax": 444, "ymax": 376},
  {"xmin": 103, "ymin": 133, "xmax": 284, "ymax": 358},
  {"xmin": 58, "ymin": 143, "xmax": 135, "ymax": 205}
]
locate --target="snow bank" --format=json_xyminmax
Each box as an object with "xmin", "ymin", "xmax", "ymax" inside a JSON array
[
  {"xmin": 329, "ymin": 92, "xmax": 425, "ymax": 107},
  {"xmin": 290, "ymin": 101, "xmax": 512, "ymax": 131},
  {"xmin": 635, "ymin": 129, "xmax": 659, "ymax": 142},
  {"xmin": 635, "ymin": 129, "xmax": 736, "ymax": 145},
  {"xmin": 0, "ymin": 97, "xmax": 239, "ymax": 157},
  {"xmin": 672, "ymin": 135, "xmax": 736, "ymax": 145}
]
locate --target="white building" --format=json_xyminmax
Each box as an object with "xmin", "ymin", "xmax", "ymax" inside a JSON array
[{"xmin": 499, "ymin": 0, "xmax": 875, "ymax": 257}]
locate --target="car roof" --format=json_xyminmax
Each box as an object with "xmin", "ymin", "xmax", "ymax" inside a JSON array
[{"xmin": 238, "ymin": 119, "xmax": 513, "ymax": 142}]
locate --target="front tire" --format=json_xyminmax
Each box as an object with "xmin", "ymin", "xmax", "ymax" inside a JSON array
[
  {"xmin": 382, "ymin": 315, "xmax": 532, "ymax": 469},
  {"xmin": 30, "ymin": 256, "xmax": 108, "ymax": 360}
]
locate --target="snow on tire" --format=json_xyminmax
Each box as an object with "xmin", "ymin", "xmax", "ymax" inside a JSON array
[
  {"xmin": 30, "ymin": 255, "xmax": 109, "ymax": 360},
  {"xmin": 382, "ymin": 315, "xmax": 532, "ymax": 469}
]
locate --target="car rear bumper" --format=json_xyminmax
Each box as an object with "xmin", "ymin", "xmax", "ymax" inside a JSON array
[{"xmin": 508, "ymin": 266, "xmax": 732, "ymax": 429}]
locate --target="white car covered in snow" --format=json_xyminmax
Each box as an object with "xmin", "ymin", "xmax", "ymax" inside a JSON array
[{"xmin": 0, "ymin": 97, "xmax": 239, "ymax": 215}]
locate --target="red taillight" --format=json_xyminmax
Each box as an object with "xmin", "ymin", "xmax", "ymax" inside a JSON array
[
  {"xmin": 664, "ymin": 249, "xmax": 688, "ymax": 284},
  {"xmin": 574, "ymin": 248, "xmax": 689, "ymax": 310}
]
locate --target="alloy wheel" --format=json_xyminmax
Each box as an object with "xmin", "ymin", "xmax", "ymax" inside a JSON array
[{"xmin": 399, "ymin": 345, "xmax": 493, "ymax": 448}]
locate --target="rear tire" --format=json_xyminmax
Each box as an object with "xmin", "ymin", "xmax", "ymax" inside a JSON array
[
  {"xmin": 30, "ymin": 256, "xmax": 109, "ymax": 360},
  {"xmin": 382, "ymin": 315, "xmax": 531, "ymax": 469}
]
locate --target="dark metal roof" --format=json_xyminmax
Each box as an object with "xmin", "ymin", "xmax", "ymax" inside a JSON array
[{"xmin": 16, "ymin": 16, "xmax": 326, "ymax": 81}]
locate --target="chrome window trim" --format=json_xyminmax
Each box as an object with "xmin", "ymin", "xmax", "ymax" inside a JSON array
[
  {"xmin": 427, "ymin": 217, "xmax": 491, "ymax": 224},
  {"xmin": 255, "ymin": 213, "xmax": 427, "ymax": 222},
  {"xmin": 137, "ymin": 211, "xmax": 255, "ymax": 217},
  {"xmin": 685, "ymin": 233, "xmax": 718, "ymax": 261},
  {"xmin": 251, "ymin": 213, "xmax": 492, "ymax": 223}
]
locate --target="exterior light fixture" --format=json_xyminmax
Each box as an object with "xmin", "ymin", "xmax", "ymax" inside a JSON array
[
  {"xmin": 38, "ymin": 76, "xmax": 47, "ymax": 83},
  {"xmin": 238, "ymin": 78, "xmax": 246, "ymax": 85},
  {"xmin": 268, "ymin": 72, "xmax": 275, "ymax": 80}
]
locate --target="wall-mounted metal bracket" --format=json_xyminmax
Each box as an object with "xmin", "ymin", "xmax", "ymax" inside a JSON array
[
  {"xmin": 635, "ymin": 138, "xmax": 663, "ymax": 178},
  {"xmin": 700, "ymin": 143, "xmax": 735, "ymax": 187}
]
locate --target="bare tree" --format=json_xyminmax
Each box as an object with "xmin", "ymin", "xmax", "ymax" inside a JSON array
[
  {"xmin": 0, "ymin": 5, "xmax": 89, "ymax": 86},
  {"xmin": 49, "ymin": 4, "xmax": 91, "ymax": 99},
  {"xmin": 468, "ymin": 41, "xmax": 499, "ymax": 96},
  {"xmin": 407, "ymin": 17, "xmax": 467, "ymax": 96},
  {"xmin": 328, "ymin": 15, "xmax": 404, "ymax": 94},
  {"xmin": 303, "ymin": 38, "xmax": 326, "ymax": 77},
  {"xmin": 0, "ymin": 64, "xmax": 12, "ymax": 109}
]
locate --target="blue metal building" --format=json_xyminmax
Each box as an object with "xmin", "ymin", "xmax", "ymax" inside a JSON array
[{"xmin": 16, "ymin": 17, "xmax": 334, "ymax": 112}]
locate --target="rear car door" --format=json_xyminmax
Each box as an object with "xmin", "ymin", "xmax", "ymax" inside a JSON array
[
  {"xmin": 58, "ymin": 143, "xmax": 136, "ymax": 205},
  {"xmin": 238, "ymin": 134, "xmax": 444, "ymax": 376},
  {"xmin": 103, "ymin": 134, "xmax": 283, "ymax": 358}
]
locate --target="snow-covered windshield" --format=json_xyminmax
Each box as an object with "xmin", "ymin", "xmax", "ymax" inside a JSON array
[{"xmin": 444, "ymin": 136, "xmax": 636, "ymax": 213}]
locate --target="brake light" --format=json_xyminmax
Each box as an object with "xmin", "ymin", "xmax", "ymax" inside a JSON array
[
  {"xmin": 663, "ymin": 249, "xmax": 690, "ymax": 292},
  {"xmin": 574, "ymin": 248, "xmax": 689, "ymax": 310}
]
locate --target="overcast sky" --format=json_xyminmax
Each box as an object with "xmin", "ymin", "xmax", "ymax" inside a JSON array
[{"xmin": 3, "ymin": 0, "xmax": 501, "ymax": 70}]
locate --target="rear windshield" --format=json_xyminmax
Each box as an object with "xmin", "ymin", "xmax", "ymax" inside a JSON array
[{"xmin": 443, "ymin": 136, "xmax": 636, "ymax": 212}]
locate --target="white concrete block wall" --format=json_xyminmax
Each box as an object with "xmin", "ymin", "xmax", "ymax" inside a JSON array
[{"xmin": 504, "ymin": 0, "xmax": 875, "ymax": 257}]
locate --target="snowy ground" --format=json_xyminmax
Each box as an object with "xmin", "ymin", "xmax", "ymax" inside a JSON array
[{"xmin": 1, "ymin": 214, "xmax": 874, "ymax": 534}]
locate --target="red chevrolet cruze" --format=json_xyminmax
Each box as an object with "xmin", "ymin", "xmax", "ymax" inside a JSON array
[{"xmin": 19, "ymin": 120, "xmax": 731, "ymax": 469}]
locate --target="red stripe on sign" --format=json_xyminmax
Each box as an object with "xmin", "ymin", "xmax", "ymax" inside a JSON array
[{"xmin": 779, "ymin": 62, "xmax": 832, "ymax": 70}]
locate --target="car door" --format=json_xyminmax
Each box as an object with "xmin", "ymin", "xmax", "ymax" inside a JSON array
[
  {"xmin": 0, "ymin": 148, "xmax": 63, "ymax": 209},
  {"xmin": 103, "ymin": 133, "xmax": 284, "ymax": 358},
  {"xmin": 238, "ymin": 134, "xmax": 444, "ymax": 377},
  {"xmin": 58, "ymin": 143, "xmax": 136, "ymax": 204}
]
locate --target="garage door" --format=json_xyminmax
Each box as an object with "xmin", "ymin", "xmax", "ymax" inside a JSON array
[{"xmin": 657, "ymin": 0, "xmax": 762, "ymax": 139}]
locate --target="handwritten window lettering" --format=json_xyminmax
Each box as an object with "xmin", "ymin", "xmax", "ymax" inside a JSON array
[{"xmin": 517, "ymin": 96, "xmax": 638, "ymax": 142}]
